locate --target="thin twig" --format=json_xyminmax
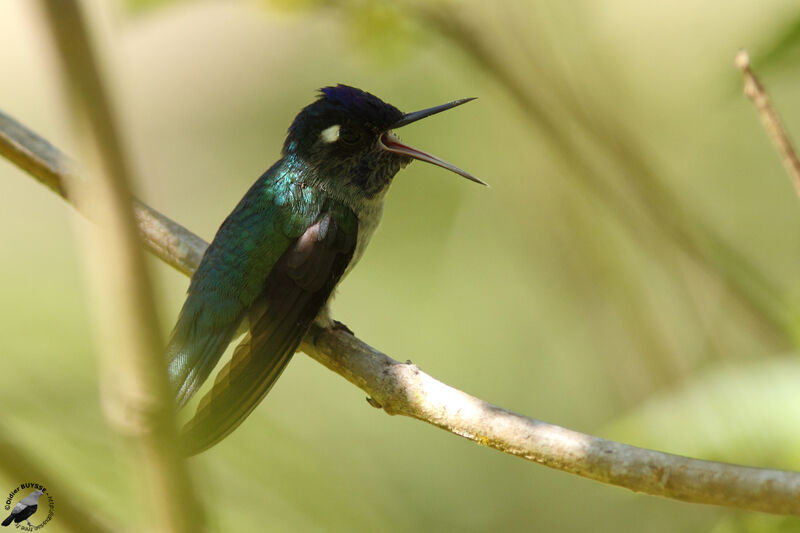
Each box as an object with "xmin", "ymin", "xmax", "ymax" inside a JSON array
[
  {"xmin": 736, "ymin": 50, "xmax": 800, "ymax": 198},
  {"xmin": 35, "ymin": 2, "xmax": 203, "ymax": 532},
  {"xmin": 3, "ymin": 109, "xmax": 800, "ymax": 516}
]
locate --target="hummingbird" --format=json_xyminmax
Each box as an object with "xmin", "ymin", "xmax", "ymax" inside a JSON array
[{"xmin": 167, "ymin": 84, "xmax": 484, "ymax": 455}]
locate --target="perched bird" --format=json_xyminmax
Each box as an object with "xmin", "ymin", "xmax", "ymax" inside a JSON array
[
  {"xmin": 167, "ymin": 85, "xmax": 484, "ymax": 455},
  {"xmin": 2, "ymin": 489, "xmax": 43, "ymax": 527}
]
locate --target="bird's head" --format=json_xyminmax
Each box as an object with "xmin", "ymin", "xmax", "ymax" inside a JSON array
[{"xmin": 283, "ymin": 85, "xmax": 484, "ymax": 197}]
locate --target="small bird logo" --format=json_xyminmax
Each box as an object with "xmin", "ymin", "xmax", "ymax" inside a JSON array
[
  {"xmin": 2, "ymin": 489, "xmax": 43, "ymax": 527},
  {"xmin": 167, "ymin": 85, "xmax": 484, "ymax": 454}
]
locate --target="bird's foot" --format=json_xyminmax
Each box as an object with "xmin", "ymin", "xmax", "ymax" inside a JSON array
[
  {"xmin": 366, "ymin": 397, "xmax": 382, "ymax": 409},
  {"xmin": 332, "ymin": 320, "xmax": 354, "ymax": 336}
]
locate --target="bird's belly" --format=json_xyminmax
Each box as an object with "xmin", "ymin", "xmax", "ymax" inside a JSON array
[
  {"xmin": 347, "ymin": 188, "xmax": 386, "ymax": 272},
  {"xmin": 313, "ymin": 194, "xmax": 385, "ymax": 328},
  {"xmin": 346, "ymin": 208, "xmax": 381, "ymax": 277}
]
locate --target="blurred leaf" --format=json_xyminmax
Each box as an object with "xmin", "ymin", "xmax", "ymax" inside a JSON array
[
  {"xmin": 713, "ymin": 512, "xmax": 800, "ymax": 533},
  {"xmin": 343, "ymin": 1, "xmax": 427, "ymax": 64},
  {"xmin": 123, "ymin": 0, "xmax": 186, "ymax": 14},
  {"xmin": 752, "ymin": 13, "xmax": 800, "ymax": 71},
  {"xmin": 604, "ymin": 356, "xmax": 800, "ymax": 467},
  {"xmin": 263, "ymin": 0, "xmax": 333, "ymax": 12},
  {"xmin": 264, "ymin": 0, "xmax": 427, "ymax": 63}
]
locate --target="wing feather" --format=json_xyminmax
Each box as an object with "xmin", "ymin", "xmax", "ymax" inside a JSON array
[
  {"xmin": 166, "ymin": 163, "xmax": 321, "ymax": 407},
  {"xmin": 180, "ymin": 208, "xmax": 357, "ymax": 454}
]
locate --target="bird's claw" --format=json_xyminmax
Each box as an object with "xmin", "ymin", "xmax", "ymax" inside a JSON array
[{"xmin": 332, "ymin": 320, "xmax": 354, "ymax": 336}]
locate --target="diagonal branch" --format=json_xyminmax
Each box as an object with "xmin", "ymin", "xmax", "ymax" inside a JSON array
[
  {"xmin": 3, "ymin": 108, "xmax": 800, "ymax": 515},
  {"xmin": 736, "ymin": 50, "xmax": 800, "ymax": 198}
]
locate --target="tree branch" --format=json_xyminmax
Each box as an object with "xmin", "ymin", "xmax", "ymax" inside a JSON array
[
  {"xmin": 3, "ymin": 108, "xmax": 800, "ymax": 515},
  {"xmin": 736, "ymin": 50, "xmax": 800, "ymax": 198}
]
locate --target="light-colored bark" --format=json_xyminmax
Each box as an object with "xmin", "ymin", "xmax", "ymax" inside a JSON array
[{"xmin": 736, "ymin": 50, "xmax": 800, "ymax": 199}]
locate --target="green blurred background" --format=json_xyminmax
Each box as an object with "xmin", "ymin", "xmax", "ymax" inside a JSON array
[{"xmin": 2, "ymin": 0, "xmax": 800, "ymax": 531}]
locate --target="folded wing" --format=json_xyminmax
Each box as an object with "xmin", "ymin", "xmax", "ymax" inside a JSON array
[{"xmin": 180, "ymin": 208, "xmax": 358, "ymax": 454}]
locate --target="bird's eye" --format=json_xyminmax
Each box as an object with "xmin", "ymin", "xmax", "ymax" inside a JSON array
[{"xmin": 339, "ymin": 128, "xmax": 361, "ymax": 145}]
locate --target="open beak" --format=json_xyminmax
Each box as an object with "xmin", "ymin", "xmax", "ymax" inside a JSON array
[{"xmin": 379, "ymin": 98, "xmax": 487, "ymax": 186}]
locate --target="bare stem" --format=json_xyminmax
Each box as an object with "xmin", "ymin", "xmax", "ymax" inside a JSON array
[
  {"xmin": 35, "ymin": 2, "xmax": 203, "ymax": 532},
  {"xmin": 3, "ymin": 107, "xmax": 800, "ymax": 516},
  {"xmin": 736, "ymin": 50, "xmax": 800, "ymax": 198}
]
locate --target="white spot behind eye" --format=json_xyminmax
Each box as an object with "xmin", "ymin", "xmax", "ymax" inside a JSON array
[{"xmin": 320, "ymin": 124, "xmax": 340, "ymax": 144}]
